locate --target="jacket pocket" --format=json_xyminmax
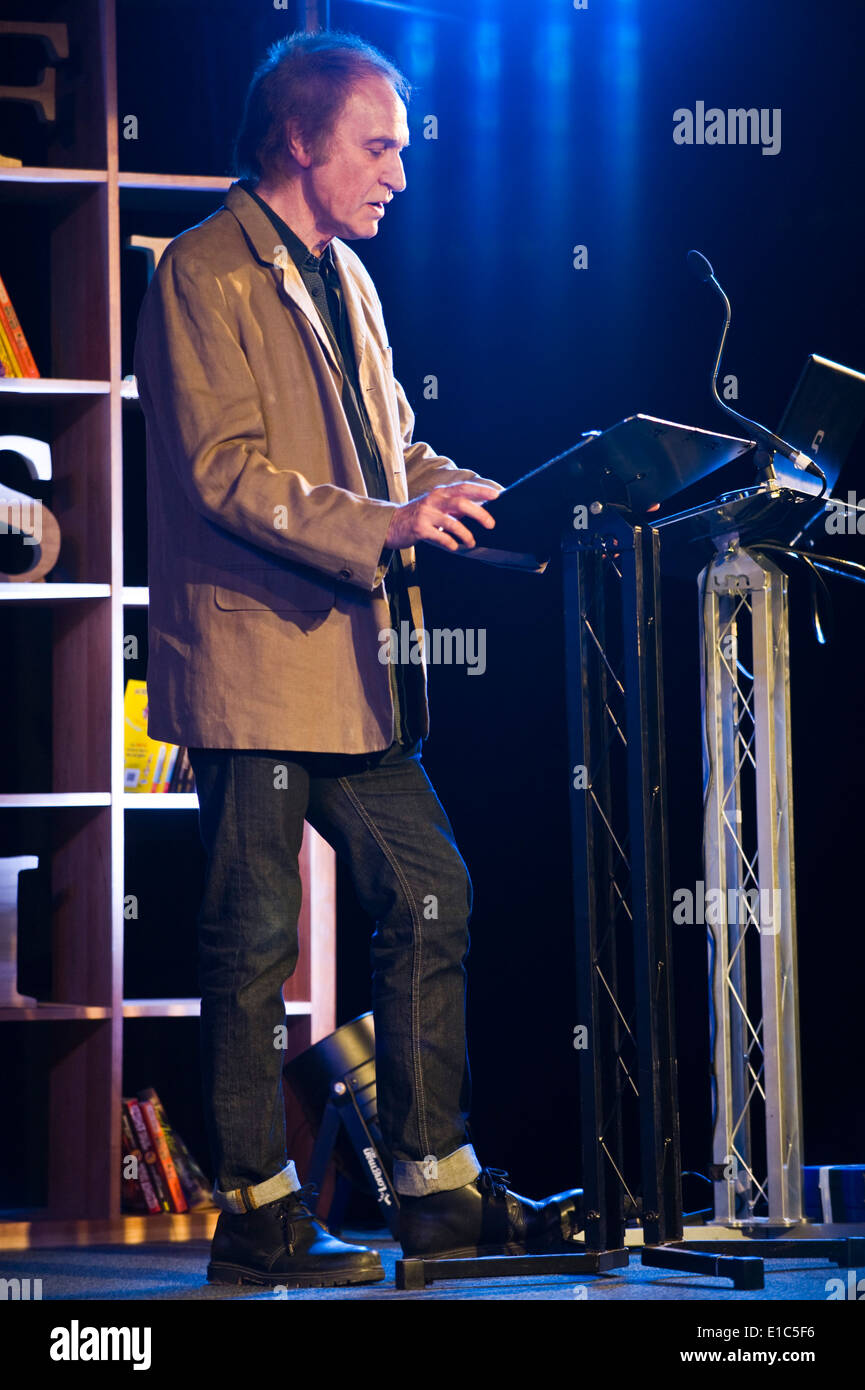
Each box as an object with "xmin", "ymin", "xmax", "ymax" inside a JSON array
[{"xmin": 213, "ymin": 565, "xmax": 336, "ymax": 612}]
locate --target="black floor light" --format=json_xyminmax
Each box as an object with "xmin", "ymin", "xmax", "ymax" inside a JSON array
[{"xmin": 283, "ymin": 1012, "xmax": 400, "ymax": 1236}]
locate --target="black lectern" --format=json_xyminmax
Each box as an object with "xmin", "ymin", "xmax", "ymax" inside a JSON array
[{"xmin": 396, "ymin": 415, "xmax": 771, "ymax": 1292}]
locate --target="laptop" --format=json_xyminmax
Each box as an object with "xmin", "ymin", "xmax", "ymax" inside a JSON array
[
  {"xmin": 771, "ymin": 353, "xmax": 865, "ymax": 497},
  {"xmin": 654, "ymin": 353, "xmax": 865, "ymax": 552}
]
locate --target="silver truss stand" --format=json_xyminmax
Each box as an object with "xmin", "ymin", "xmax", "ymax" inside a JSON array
[{"xmin": 699, "ymin": 538, "xmax": 804, "ymax": 1226}]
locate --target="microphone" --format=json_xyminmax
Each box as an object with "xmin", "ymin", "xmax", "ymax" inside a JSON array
[{"xmin": 686, "ymin": 250, "xmax": 827, "ymax": 489}]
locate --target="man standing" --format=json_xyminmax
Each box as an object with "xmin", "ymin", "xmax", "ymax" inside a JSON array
[{"xmin": 134, "ymin": 30, "xmax": 581, "ymax": 1288}]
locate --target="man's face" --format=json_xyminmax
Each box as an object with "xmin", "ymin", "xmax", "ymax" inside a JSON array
[{"xmin": 299, "ymin": 76, "xmax": 409, "ymax": 241}]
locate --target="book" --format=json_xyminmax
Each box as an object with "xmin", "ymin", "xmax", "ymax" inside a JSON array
[
  {"xmin": 169, "ymin": 746, "xmax": 196, "ymax": 794},
  {"xmin": 123, "ymin": 679, "xmax": 180, "ymax": 792},
  {"xmin": 182, "ymin": 749, "xmax": 196, "ymax": 793},
  {"xmin": 0, "ymin": 315, "xmax": 19, "ymax": 378},
  {"xmin": 0, "ymin": 272, "xmax": 39, "ymax": 377},
  {"xmin": 122, "ymin": 1098, "xmax": 171, "ymax": 1213},
  {"xmin": 168, "ymin": 747, "xmax": 185, "ymax": 792},
  {"xmin": 172, "ymin": 1129, "xmax": 214, "ymax": 1209},
  {"xmin": 120, "ymin": 1108, "xmax": 161, "ymax": 1214},
  {"xmin": 157, "ymin": 743, "xmax": 179, "ymax": 793},
  {"xmin": 138, "ymin": 1095, "xmax": 188, "ymax": 1212},
  {"xmin": 119, "ymin": 1112, "xmax": 147, "ymax": 1213},
  {"xmin": 138, "ymin": 1088, "xmax": 212, "ymax": 1209}
]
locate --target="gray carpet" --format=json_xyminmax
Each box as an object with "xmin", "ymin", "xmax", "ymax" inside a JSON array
[{"xmin": 0, "ymin": 1232, "xmax": 852, "ymax": 1301}]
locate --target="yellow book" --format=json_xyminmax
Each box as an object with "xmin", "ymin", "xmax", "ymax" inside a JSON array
[
  {"xmin": 0, "ymin": 314, "xmax": 20, "ymax": 377},
  {"xmin": 123, "ymin": 679, "xmax": 178, "ymax": 792}
]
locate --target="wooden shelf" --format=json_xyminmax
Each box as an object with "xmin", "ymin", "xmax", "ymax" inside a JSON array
[
  {"xmin": 118, "ymin": 172, "xmax": 232, "ymax": 191},
  {"xmin": 0, "ymin": 793, "xmax": 111, "ymax": 808},
  {"xmin": 0, "ymin": 584, "xmax": 111, "ymax": 602},
  {"xmin": 0, "ymin": 0, "xmax": 336, "ymax": 1240},
  {"xmin": 0, "ymin": 169, "xmax": 109, "ymax": 205},
  {"xmin": 123, "ymin": 792, "xmax": 198, "ymax": 809},
  {"xmin": 123, "ymin": 999, "xmax": 202, "ymax": 1018},
  {"xmin": 0, "ymin": 379, "xmax": 110, "ymax": 397},
  {"xmin": 0, "ymin": 1004, "xmax": 111, "ymax": 1022},
  {"xmin": 0, "ymin": 793, "xmax": 195, "ymax": 808},
  {"xmin": 0, "ymin": 1210, "xmax": 219, "ymax": 1251},
  {"xmin": 123, "ymin": 998, "xmax": 313, "ymax": 1018},
  {"xmin": 0, "ymin": 167, "xmax": 109, "ymax": 185}
]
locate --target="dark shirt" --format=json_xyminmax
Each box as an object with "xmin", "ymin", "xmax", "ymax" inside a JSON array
[{"xmin": 241, "ymin": 181, "xmax": 419, "ymax": 746}]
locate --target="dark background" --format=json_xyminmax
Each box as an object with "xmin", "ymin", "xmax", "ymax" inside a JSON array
[{"xmin": 7, "ymin": 0, "xmax": 864, "ymax": 1211}]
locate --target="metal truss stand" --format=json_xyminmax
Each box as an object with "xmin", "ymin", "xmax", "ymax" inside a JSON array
[{"xmin": 685, "ymin": 537, "xmax": 865, "ymax": 1269}]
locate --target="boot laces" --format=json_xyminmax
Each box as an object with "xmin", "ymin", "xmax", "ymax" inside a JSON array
[
  {"xmin": 278, "ymin": 1183, "xmax": 324, "ymax": 1254},
  {"xmin": 293, "ymin": 1181, "xmax": 321, "ymax": 1215},
  {"xmin": 479, "ymin": 1167, "xmax": 512, "ymax": 1199}
]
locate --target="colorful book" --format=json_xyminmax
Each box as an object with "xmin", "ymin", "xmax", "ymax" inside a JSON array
[
  {"xmin": 0, "ymin": 271, "xmax": 38, "ymax": 377},
  {"xmin": 172, "ymin": 1129, "xmax": 214, "ymax": 1208},
  {"xmin": 168, "ymin": 747, "xmax": 185, "ymax": 791},
  {"xmin": 123, "ymin": 1097, "xmax": 171, "ymax": 1212},
  {"xmin": 123, "ymin": 679, "xmax": 180, "ymax": 792},
  {"xmin": 138, "ymin": 1088, "xmax": 212, "ymax": 1209},
  {"xmin": 121, "ymin": 1108, "xmax": 161, "ymax": 1214},
  {"xmin": 157, "ymin": 744, "xmax": 179, "ymax": 793},
  {"xmin": 0, "ymin": 315, "xmax": 19, "ymax": 377},
  {"xmin": 169, "ymin": 747, "xmax": 196, "ymax": 793},
  {"xmin": 138, "ymin": 1095, "xmax": 188, "ymax": 1212},
  {"xmin": 120, "ymin": 1113, "xmax": 147, "ymax": 1213}
]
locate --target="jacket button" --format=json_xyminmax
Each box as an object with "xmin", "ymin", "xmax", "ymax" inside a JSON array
[{"xmin": 339, "ymin": 568, "xmax": 352, "ymax": 580}]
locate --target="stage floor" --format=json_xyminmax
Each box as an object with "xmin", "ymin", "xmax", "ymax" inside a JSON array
[{"xmin": 0, "ymin": 1228, "xmax": 854, "ymax": 1301}]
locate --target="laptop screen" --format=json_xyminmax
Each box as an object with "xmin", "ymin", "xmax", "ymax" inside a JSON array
[{"xmin": 772, "ymin": 354, "xmax": 865, "ymax": 495}]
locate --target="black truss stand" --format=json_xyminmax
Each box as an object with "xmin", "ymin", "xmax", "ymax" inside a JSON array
[
  {"xmin": 562, "ymin": 510, "xmax": 768, "ymax": 1292},
  {"xmin": 564, "ymin": 515, "xmax": 679, "ymax": 1250},
  {"xmin": 395, "ymin": 416, "xmax": 771, "ymax": 1293}
]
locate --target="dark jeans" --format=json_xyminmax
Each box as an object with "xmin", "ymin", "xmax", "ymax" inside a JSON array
[{"xmin": 188, "ymin": 739, "xmax": 480, "ymax": 1205}]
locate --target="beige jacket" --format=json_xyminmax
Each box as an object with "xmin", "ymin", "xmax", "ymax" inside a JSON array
[{"xmin": 134, "ymin": 181, "xmax": 503, "ymax": 752}]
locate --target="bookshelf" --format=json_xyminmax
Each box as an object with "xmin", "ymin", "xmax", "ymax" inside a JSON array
[{"xmin": 0, "ymin": 0, "xmax": 336, "ymax": 1248}]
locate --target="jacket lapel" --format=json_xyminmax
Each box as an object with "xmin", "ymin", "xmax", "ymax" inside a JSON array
[{"xmin": 223, "ymin": 182, "xmax": 343, "ymax": 377}]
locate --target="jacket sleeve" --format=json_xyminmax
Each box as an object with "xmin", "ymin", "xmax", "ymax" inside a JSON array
[{"xmin": 133, "ymin": 249, "xmax": 398, "ymax": 593}]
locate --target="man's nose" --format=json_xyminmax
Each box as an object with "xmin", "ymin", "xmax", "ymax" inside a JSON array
[{"xmin": 383, "ymin": 151, "xmax": 406, "ymax": 194}]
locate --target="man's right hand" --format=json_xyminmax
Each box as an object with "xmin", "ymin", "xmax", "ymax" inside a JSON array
[{"xmin": 384, "ymin": 482, "xmax": 501, "ymax": 552}]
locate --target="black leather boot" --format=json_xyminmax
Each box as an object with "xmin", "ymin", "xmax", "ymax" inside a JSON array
[
  {"xmin": 207, "ymin": 1184, "xmax": 385, "ymax": 1288},
  {"xmin": 399, "ymin": 1167, "xmax": 585, "ymax": 1259}
]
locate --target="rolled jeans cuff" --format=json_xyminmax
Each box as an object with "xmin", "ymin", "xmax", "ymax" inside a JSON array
[
  {"xmin": 393, "ymin": 1143, "xmax": 481, "ymax": 1197},
  {"xmin": 213, "ymin": 1160, "xmax": 301, "ymax": 1214}
]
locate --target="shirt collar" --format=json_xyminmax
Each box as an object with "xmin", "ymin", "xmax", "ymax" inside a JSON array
[{"xmin": 241, "ymin": 179, "xmax": 333, "ymax": 276}]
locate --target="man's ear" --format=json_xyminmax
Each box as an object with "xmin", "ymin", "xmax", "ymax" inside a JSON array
[{"xmin": 285, "ymin": 119, "xmax": 314, "ymax": 170}]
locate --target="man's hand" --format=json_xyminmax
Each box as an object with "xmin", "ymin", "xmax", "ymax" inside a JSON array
[{"xmin": 384, "ymin": 482, "xmax": 501, "ymax": 552}]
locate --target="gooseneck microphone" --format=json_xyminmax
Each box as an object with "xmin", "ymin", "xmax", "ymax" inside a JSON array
[{"xmin": 686, "ymin": 249, "xmax": 827, "ymax": 489}]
